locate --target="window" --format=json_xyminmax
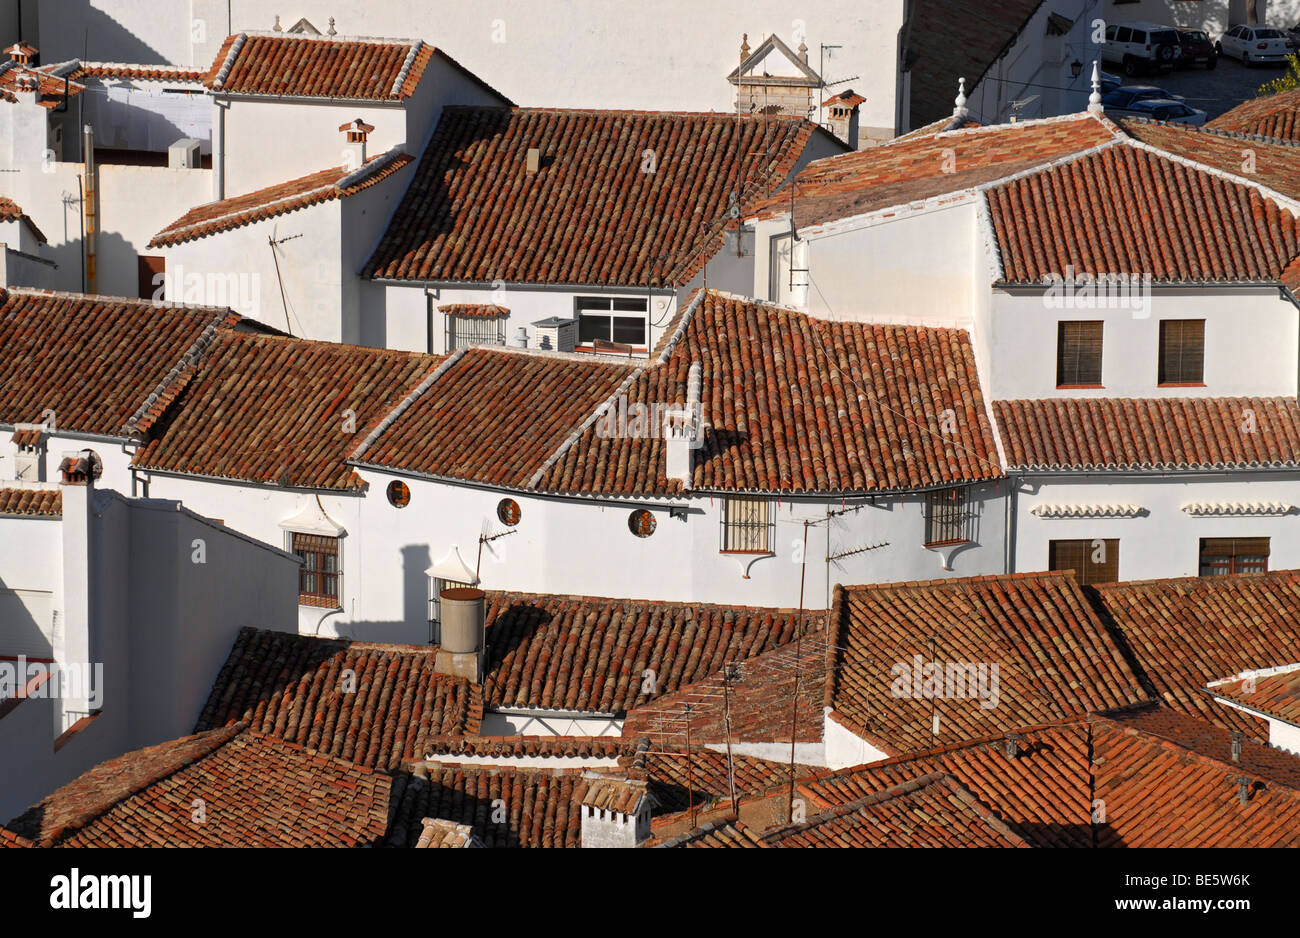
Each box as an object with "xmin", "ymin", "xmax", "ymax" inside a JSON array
[
  {"xmin": 629, "ymin": 509, "xmax": 657, "ymax": 538},
  {"xmin": 1057, "ymin": 321, "xmax": 1103, "ymax": 387},
  {"xmin": 386, "ymin": 480, "xmax": 411, "ymax": 508},
  {"xmin": 292, "ymin": 533, "xmax": 340, "ymax": 607},
  {"xmin": 576, "ymin": 297, "xmax": 647, "ymax": 348},
  {"xmin": 428, "ymin": 577, "xmax": 471, "ymax": 644},
  {"xmin": 1199, "ymin": 538, "xmax": 1269, "ymax": 576},
  {"xmin": 721, "ymin": 497, "xmax": 772, "ymax": 553},
  {"xmin": 924, "ymin": 487, "xmax": 971, "ymax": 546},
  {"xmin": 1158, "ymin": 320, "xmax": 1204, "ymax": 385},
  {"xmin": 1105, "ymin": 25, "xmax": 1116, "ymax": 41},
  {"xmin": 769, "ymin": 233, "xmax": 794, "ymax": 304},
  {"xmin": 1048, "ymin": 538, "xmax": 1119, "ymax": 585},
  {"xmin": 1115, "ymin": 27, "xmax": 1132, "ymax": 42},
  {"xmin": 446, "ymin": 312, "xmax": 505, "ymax": 350}
]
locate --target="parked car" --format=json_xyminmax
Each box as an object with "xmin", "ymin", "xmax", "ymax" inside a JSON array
[
  {"xmin": 1099, "ymin": 71, "xmax": 1123, "ymax": 95},
  {"xmin": 1176, "ymin": 29, "xmax": 1218, "ymax": 68},
  {"xmin": 1121, "ymin": 98, "xmax": 1208, "ymax": 125},
  {"xmin": 1100, "ymin": 85, "xmax": 1188, "ymax": 115},
  {"xmin": 1217, "ymin": 25, "xmax": 1293, "ymax": 65},
  {"xmin": 1102, "ymin": 22, "xmax": 1184, "ymax": 76}
]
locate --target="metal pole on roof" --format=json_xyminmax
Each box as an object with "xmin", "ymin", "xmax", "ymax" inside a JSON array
[
  {"xmin": 788, "ymin": 519, "xmax": 810, "ymax": 824},
  {"xmin": 684, "ymin": 703, "xmax": 697, "ymax": 828},
  {"xmin": 722, "ymin": 663, "xmax": 739, "ymax": 816}
]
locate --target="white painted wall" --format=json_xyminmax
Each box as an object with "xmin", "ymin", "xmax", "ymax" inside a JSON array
[{"xmin": 823, "ymin": 708, "xmax": 890, "ymax": 770}]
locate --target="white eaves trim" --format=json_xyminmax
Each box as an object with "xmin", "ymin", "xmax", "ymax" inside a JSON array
[
  {"xmin": 1030, "ymin": 503, "xmax": 1145, "ymax": 519},
  {"xmin": 1181, "ymin": 501, "xmax": 1295, "ymax": 517}
]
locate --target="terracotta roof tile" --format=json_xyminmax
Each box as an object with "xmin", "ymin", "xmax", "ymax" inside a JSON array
[
  {"xmin": 436, "ymin": 304, "xmax": 509, "ymax": 319},
  {"xmin": 365, "ymin": 107, "xmax": 816, "ymax": 287},
  {"xmin": 133, "ymin": 331, "xmax": 439, "ymax": 490},
  {"xmin": 538, "ymin": 290, "xmax": 1003, "ymax": 495},
  {"xmin": 581, "ymin": 775, "xmax": 650, "ymax": 814},
  {"xmin": 0, "ymin": 488, "xmax": 60, "ymax": 517},
  {"xmin": 66, "ymin": 63, "xmax": 204, "ymax": 83},
  {"xmin": 1119, "ymin": 117, "xmax": 1300, "ymax": 203},
  {"xmin": 653, "ymin": 817, "xmax": 767, "ymax": 848},
  {"xmin": 0, "ymin": 196, "xmax": 46, "ymax": 243},
  {"xmin": 204, "ymin": 33, "xmax": 433, "ymax": 100},
  {"xmin": 149, "ymin": 152, "xmax": 413, "ymax": 247},
  {"xmin": 0, "ymin": 61, "xmax": 83, "ymax": 102},
  {"xmin": 994, "ymin": 397, "xmax": 1300, "ymax": 471},
  {"xmin": 986, "ymin": 143, "xmax": 1300, "ymax": 283},
  {"xmin": 1207, "ymin": 664, "xmax": 1300, "ymax": 727},
  {"xmin": 414, "ymin": 817, "xmax": 478, "ymax": 847},
  {"xmin": 621, "ymin": 747, "xmax": 817, "ymax": 817},
  {"xmin": 1093, "ymin": 571, "xmax": 1300, "ymax": 739},
  {"xmin": 0, "ymin": 289, "xmax": 235, "ymax": 438},
  {"xmin": 828, "ymin": 572, "xmax": 1149, "ymax": 755},
  {"xmin": 1206, "ymin": 87, "xmax": 1300, "ymax": 142}
]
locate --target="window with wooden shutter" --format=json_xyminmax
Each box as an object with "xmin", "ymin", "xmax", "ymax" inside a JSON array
[
  {"xmin": 1158, "ymin": 320, "xmax": 1205, "ymax": 385},
  {"xmin": 1048, "ymin": 538, "xmax": 1119, "ymax": 584},
  {"xmin": 1056, "ymin": 321, "xmax": 1103, "ymax": 387},
  {"xmin": 292, "ymin": 533, "xmax": 341, "ymax": 607},
  {"xmin": 1199, "ymin": 537, "xmax": 1269, "ymax": 576}
]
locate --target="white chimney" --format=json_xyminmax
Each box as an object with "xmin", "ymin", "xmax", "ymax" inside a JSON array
[
  {"xmin": 55, "ymin": 450, "xmax": 100, "ymax": 722},
  {"xmin": 339, "ymin": 118, "xmax": 374, "ymax": 172},
  {"xmin": 526, "ymin": 148, "xmax": 541, "ymax": 175},
  {"xmin": 434, "ymin": 586, "xmax": 484, "ymax": 682},
  {"xmin": 580, "ymin": 774, "xmax": 653, "ymax": 848},
  {"xmin": 663, "ymin": 362, "xmax": 703, "ymax": 489}
]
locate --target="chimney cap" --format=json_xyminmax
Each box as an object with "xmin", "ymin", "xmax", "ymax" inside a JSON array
[
  {"xmin": 440, "ymin": 585, "xmax": 485, "ymax": 601},
  {"xmin": 59, "ymin": 449, "xmax": 102, "ymax": 485},
  {"xmin": 5, "ymin": 42, "xmax": 37, "ymax": 60},
  {"xmin": 339, "ymin": 118, "xmax": 375, "ymax": 135}
]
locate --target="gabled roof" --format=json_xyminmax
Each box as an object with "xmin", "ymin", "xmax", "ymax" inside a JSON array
[
  {"xmin": 1093, "ymin": 571, "xmax": 1300, "ymax": 739},
  {"xmin": 204, "ymin": 32, "xmax": 434, "ymax": 100},
  {"xmin": 751, "ymin": 113, "xmax": 1119, "ymax": 228},
  {"xmin": 0, "ymin": 60, "xmax": 84, "ymax": 105},
  {"xmin": 0, "ymin": 197, "xmax": 46, "ymax": 243},
  {"xmin": 765, "ymin": 772, "xmax": 1031, "ymax": 847},
  {"xmin": 149, "ymin": 151, "xmax": 413, "ymax": 247},
  {"xmin": 802, "ymin": 707, "xmax": 1300, "ymax": 847},
  {"xmin": 1207, "ymin": 665, "xmax": 1300, "ymax": 727},
  {"xmin": 0, "ymin": 289, "xmax": 236, "ymax": 439},
  {"xmin": 994, "ymin": 398, "xmax": 1300, "ymax": 472},
  {"xmin": 727, "ymin": 33, "xmax": 822, "ymax": 86},
  {"xmin": 1206, "ymin": 87, "xmax": 1300, "ymax": 143},
  {"xmin": 194, "ymin": 628, "xmax": 481, "ymax": 770},
  {"xmin": 536, "ymin": 290, "xmax": 1003, "ymax": 496},
  {"xmin": 132, "ymin": 331, "xmax": 439, "ymax": 490},
  {"xmin": 827, "ymin": 572, "xmax": 1149, "ymax": 755},
  {"xmin": 0, "ymin": 488, "xmax": 60, "ymax": 517},
  {"xmin": 5, "ymin": 725, "xmax": 391, "ymax": 847},
  {"xmin": 364, "ymin": 107, "xmax": 819, "ymax": 287}
]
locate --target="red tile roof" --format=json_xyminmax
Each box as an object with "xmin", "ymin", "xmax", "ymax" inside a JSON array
[
  {"xmin": 828, "ymin": 572, "xmax": 1149, "ymax": 755},
  {"xmin": 994, "ymin": 397, "xmax": 1300, "ymax": 471},
  {"xmin": 65, "ymin": 63, "xmax": 204, "ymax": 83},
  {"xmin": 194, "ymin": 628, "xmax": 481, "ymax": 770},
  {"xmin": 205, "ymin": 33, "xmax": 434, "ymax": 100},
  {"xmin": 149, "ymin": 152, "xmax": 413, "ymax": 247},
  {"xmin": 767, "ymin": 772, "xmax": 1031, "ymax": 847},
  {"xmin": 654, "ymin": 817, "xmax": 768, "ymax": 848},
  {"xmin": 623, "ymin": 746, "xmax": 818, "ymax": 818},
  {"xmin": 1093, "ymin": 572, "xmax": 1300, "ymax": 739},
  {"xmin": 1119, "ymin": 118, "xmax": 1300, "ymax": 204},
  {"xmin": 0, "ymin": 61, "xmax": 84, "ymax": 103},
  {"xmin": 0, "ymin": 196, "xmax": 46, "ymax": 243},
  {"xmin": 1206, "ymin": 88, "xmax": 1300, "ymax": 142},
  {"xmin": 753, "ymin": 114, "xmax": 1118, "ymax": 227},
  {"xmin": 0, "ymin": 289, "xmax": 235, "ymax": 439},
  {"xmin": 351, "ymin": 347, "xmax": 633, "ymax": 489},
  {"xmin": 132, "ymin": 331, "xmax": 439, "ymax": 490},
  {"xmin": 364, "ymin": 107, "xmax": 818, "ymax": 287},
  {"xmin": 0, "ymin": 827, "xmax": 31, "ymax": 848},
  {"xmin": 0, "ymin": 488, "xmax": 60, "ymax": 517},
  {"xmin": 1207, "ymin": 665, "xmax": 1300, "ymax": 726},
  {"xmin": 537, "ymin": 290, "xmax": 1003, "ymax": 495},
  {"xmin": 437, "ymin": 304, "xmax": 509, "ymax": 319},
  {"xmin": 581, "ymin": 775, "xmax": 650, "ymax": 814},
  {"xmin": 986, "ymin": 142, "xmax": 1300, "ymax": 283},
  {"xmin": 7, "ymin": 725, "xmax": 392, "ymax": 847},
  {"xmin": 414, "ymin": 817, "xmax": 477, "ymax": 847}
]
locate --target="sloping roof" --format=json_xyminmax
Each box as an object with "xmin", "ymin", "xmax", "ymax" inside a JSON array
[
  {"xmin": 350, "ymin": 347, "xmax": 634, "ymax": 489},
  {"xmin": 766, "ymin": 772, "xmax": 1031, "ymax": 847},
  {"xmin": 1207, "ymin": 665, "xmax": 1300, "ymax": 727},
  {"xmin": 0, "ymin": 61, "xmax": 84, "ymax": 105},
  {"xmin": 751, "ymin": 114, "xmax": 1118, "ymax": 228},
  {"xmin": 132, "ymin": 331, "xmax": 438, "ymax": 490},
  {"xmin": 0, "ymin": 289, "xmax": 235, "ymax": 438},
  {"xmin": 204, "ymin": 32, "xmax": 433, "ymax": 99},
  {"xmin": 802, "ymin": 708, "xmax": 1300, "ymax": 847},
  {"xmin": 536, "ymin": 290, "xmax": 1003, "ymax": 496},
  {"xmin": 7, "ymin": 725, "xmax": 391, "ymax": 847},
  {"xmin": 364, "ymin": 107, "xmax": 818, "ymax": 287},
  {"xmin": 149, "ymin": 152, "xmax": 413, "ymax": 247},
  {"xmin": 986, "ymin": 143, "xmax": 1300, "ymax": 284},
  {"xmin": 0, "ymin": 488, "xmax": 60, "ymax": 517},
  {"xmin": 64, "ymin": 62, "xmax": 204, "ymax": 83},
  {"xmin": 0, "ymin": 196, "xmax": 46, "ymax": 243},
  {"xmin": 1206, "ymin": 87, "xmax": 1300, "ymax": 142},
  {"xmin": 827, "ymin": 572, "xmax": 1149, "ymax": 755},
  {"xmin": 654, "ymin": 817, "xmax": 767, "ymax": 848},
  {"xmin": 194, "ymin": 628, "xmax": 481, "ymax": 769},
  {"xmin": 622, "ymin": 747, "xmax": 818, "ymax": 817},
  {"xmin": 414, "ymin": 817, "xmax": 477, "ymax": 848},
  {"xmin": 994, "ymin": 398, "xmax": 1300, "ymax": 472},
  {"xmin": 1093, "ymin": 571, "xmax": 1300, "ymax": 739}
]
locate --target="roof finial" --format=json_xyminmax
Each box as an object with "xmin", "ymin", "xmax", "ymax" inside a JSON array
[
  {"xmin": 953, "ymin": 76, "xmax": 968, "ymax": 119},
  {"xmin": 328, "ymin": 17, "xmax": 337, "ymax": 36},
  {"xmin": 1087, "ymin": 60, "xmax": 1103, "ymax": 113},
  {"xmin": 272, "ymin": 14, "xmax": 282, "ymax": 32},
  {"xmin": 741, "ymin": 33, "xmax": 750, "ymax": 59}
]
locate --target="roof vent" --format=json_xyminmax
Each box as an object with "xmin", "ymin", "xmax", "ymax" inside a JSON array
[
  {"xmin": 526, "ymin": 148, "xmax": 541, "ymax": 175},
  {"xmin": 1230, "ymin": 730, "xmax": 1244, "ymax": 764},
  {"xmin": 1004, "ymin": 732, "xmax": 1021, "ymax": 760},
  {"xmin": 1236, "ymin": 777, "xmax": 1252, "ymax": 806}
]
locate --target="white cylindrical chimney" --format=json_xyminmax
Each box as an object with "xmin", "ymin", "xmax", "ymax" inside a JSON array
[{"xmin": 439, "ymin": 586, "xmax": 484, "ymax": 654}]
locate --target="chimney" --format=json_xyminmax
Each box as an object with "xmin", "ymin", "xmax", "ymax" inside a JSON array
[
  {"xmin": 663, "ymin": 361, "xmax": 703, "ymax": 489},
  {"xmin": 822, "ymin": 90, "xmax": 863, "ymax": 149},
  {"xmin": 580, "ymin": 773, "xmax": 654, "ymax": 848},
  {"xmin": 1230, "ymin": 731, "xmax": 1244, "ymax": 763},
  {"xmin": 56, "ymin": 450, "xmax": 100, "ymax": 722},
  {"xmin": 434, "ymin": 586, "xmax": 484, "ymax": 683},
  {"xmin": 339, "ymin": 118, "xmax": 374, "ymax": 171},
  {"xmin": 510, "ymin": 326, "xmax": 529, "ymax": 348},
  {"xmin": 525, "ymin": 148, "xmax": 541, "ymax": 175},
  {"xmin": 1004, "ymin": 732, "xmax": 1021, "ymax": 760},
  {"xmin": 6, "ymin": 42, "xmax": 38, "ymax": 67}
]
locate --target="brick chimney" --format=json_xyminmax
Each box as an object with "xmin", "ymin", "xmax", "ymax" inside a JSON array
[
  {"xmin": 580, "ymin": 774, "xmax": 653, "ymax": 847},
  {"xmin": 339, "ymin": 118, "xmax": 374, "ymax": 171}
]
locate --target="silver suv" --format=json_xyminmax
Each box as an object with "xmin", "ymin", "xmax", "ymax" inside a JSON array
[{"xmin": 1102, "ymin": 22, "xmax": 1183, "ymax": 76}]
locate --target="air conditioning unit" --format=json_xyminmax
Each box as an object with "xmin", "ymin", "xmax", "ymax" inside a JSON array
[{"xmin": 168, "ymin": 138, "xmax": 201, "ymax": 169}]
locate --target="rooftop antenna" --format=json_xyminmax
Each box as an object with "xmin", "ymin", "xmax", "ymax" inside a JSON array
[{"xmin": 1008, "ymin": 93, "xmax": 1039, "ymax": 123}]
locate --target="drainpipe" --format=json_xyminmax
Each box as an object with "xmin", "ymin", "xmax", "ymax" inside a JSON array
[
  {"xmin": 212, "ymin": 97, "xmax": 227, "ymax": 200},
  {"xmin": 82, "ymin": 123, "xmax": 96, "ymax": 294}
]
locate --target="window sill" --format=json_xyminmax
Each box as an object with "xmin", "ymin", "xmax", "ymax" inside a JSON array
[
  {"xmin": 298, "ymin": 596, "xmax": 343, "ymax": 610},
  {"xmin": 1157, "ymin": 382, "xmax": 1205, "ymax": 388},
  {"xmin": 924, "ymin": 538, "xmax": 970, "ymax": 549},
  {"xmin": 720, "ymin": 549, "xmax": 774, "ymax": 556},
  {"xmin": 1056, "ymin": 384, "xmax": 1104, "ymax": 390}
]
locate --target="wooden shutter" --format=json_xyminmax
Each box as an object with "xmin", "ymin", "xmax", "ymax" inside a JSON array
[
  {"xmin": 1048, "ymin": 538, "xmax": 1119, "ymax": 584},
  {"xmin": 1158, "ymin": 320, "xmax": 1204, "ymax": 384},
  {"xmin": 138, "ymin": 255, "xmax": 166, "ymax": 300},
  {"xmin": 1056, "ymin": 321, "xmax": 1103, "ymax": 386}
]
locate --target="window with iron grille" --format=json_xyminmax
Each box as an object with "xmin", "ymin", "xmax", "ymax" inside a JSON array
[
  {"xmin": 1158, "ymin": 319, "xmax": 1205, "ymax": 385},
  {"xmin": 292, "ymin": 533, "xmax": 340, "ymax": 607},
  {"xmin": 720, "ymin": 496, "xmax": 772, "ymax": 553},
  {"xmin": 428, "ymin": 577, "xmax": 472, "ymax": 644},
  {"xmin": 1048, "ymin": 538, "xmax": 1119, "ymax": 585},
  {"xmin": 1199, "ymin": 537, "xmax": 1268, "ymax": 576},
  {"xmin": 924, "ymin": 487, "xmax": 970, "ymax": 546},
  {"xmin": 445, "ymin": 313, "xmax": 505, "ymax": 350}
]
